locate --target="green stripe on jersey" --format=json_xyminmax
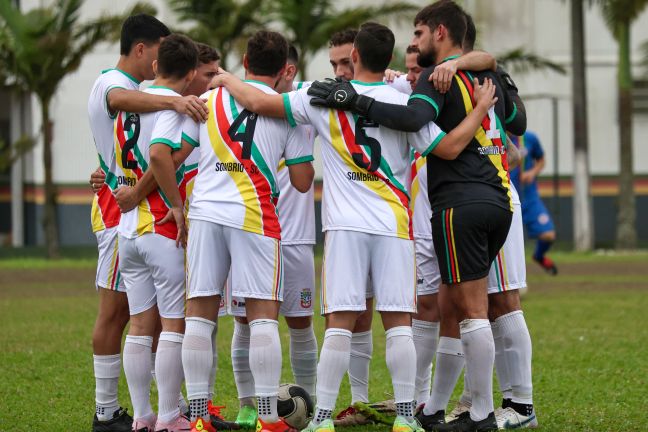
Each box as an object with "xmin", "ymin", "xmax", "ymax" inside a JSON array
[
  {"xmin": 283, "ymin": 93, "xmax": 297, "ymax": 127},
  {"xmin": 409, "ymin": 94, "xmax": 439, "ymax": 118},
  {"xmin": 285, "ymin": 155, "xmax": 314, "ymax": 166},
  {"xmin": 182, "ymin": 132, "xmax": 199, "ymax": 147}
]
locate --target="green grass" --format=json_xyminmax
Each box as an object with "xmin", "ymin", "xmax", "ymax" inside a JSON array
[{"xmin": 0, "ymin": 252, "xmax": 647, "ymax": 431}]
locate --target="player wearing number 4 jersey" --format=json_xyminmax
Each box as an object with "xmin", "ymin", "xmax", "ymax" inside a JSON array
[
  {"xmin": 180, "ymin": 31, "xmax": 314, "ymax": 432},
  {"xmin": 213, "ymin": 22, "xmax": 497, "ymax": 432}
]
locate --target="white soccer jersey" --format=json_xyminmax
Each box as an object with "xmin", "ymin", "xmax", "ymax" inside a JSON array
[
  {"xmin": 283, "ymin": 80, "xmax": 446, "ymax": 240},
  {"xmin": 410, "ymin": 149, "xmax": 432, "ymax": 240},
  {"xmin": 386, "ymin": 75, "xmax": 413, "ymax": 95},
  {"xmin": 276, "ymin": 126, "xmax": 316, "ymax": 245},
  {"xmin": 88, "ymin": 68, "xmax": 140, "ymax": 232},
  {"xmin": 183, "ymin": 81, "xmax": 314, "ymax": 239},
  {"xmin": 114, "ymin": 86, "xmax": 190, "ymax": 240}
]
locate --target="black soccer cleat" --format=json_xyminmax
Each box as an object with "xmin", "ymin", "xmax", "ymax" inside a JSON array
[
  {"xmin": 433, "ymin": 412, "xmax": 497, "ymax": 432},
  {"xmin": 92, "ymin": 407, "xmax": 133, "ymax": 432},
  {"xmin": 415, "ymin": 409, "xmax": 445, "ymax": 431}
]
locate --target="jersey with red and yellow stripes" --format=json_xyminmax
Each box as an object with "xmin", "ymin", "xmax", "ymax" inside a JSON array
[
  {"xmin": 88, "ymin": 68, "xmax": 141, "ymax": 232},
  {"xmin": 112, "ymin": 86, "xmax": 193, "ymax": 241},
  {"xmin": 283, "ymin": 80, "xmax": 446, "ymax": 240},
  {"xmin": 410, "ymin": 149, "xmax": 432, "ymax": 240},
  {"xmin": 183, "ymin": 81, "xmax": 313, "ymax": 240}
]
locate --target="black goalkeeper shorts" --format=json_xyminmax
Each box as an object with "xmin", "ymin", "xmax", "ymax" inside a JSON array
[{"xmin": 431, "ymin": 203, "xmax": 512, "ymax": 284}]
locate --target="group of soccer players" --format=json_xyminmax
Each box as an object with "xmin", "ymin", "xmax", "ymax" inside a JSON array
[{"xmin": 87, "ymin": 2, "xmax": 539, "ymax": 432}]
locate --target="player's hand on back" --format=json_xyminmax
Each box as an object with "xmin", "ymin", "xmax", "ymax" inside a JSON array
[
  {"xmin": 114, "ymin": 186, "xmax": 139, "ymax": 213},
  {"xmin": 430, "ymin": 59, "xmax": 458, "ymax": 94},
  {"xmin": 173, "ymin": 95, "xmax": 209, "ymax": 123},
  {"xmin": 473, "ymin": 77, "xmax": 497, "ymax": 112},
  {"xmin": 157, "ymin": 207, "xmax": 187, "ymax": 248},
  {"xmin": 307, "ymin": 78, "xmax": 374, "ymax": 116},
  {"xmin": 89, "ymin": 167, "xmax": 105, "ymax": 194}
]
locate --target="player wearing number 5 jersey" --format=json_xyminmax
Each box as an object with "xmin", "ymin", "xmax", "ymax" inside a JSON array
[
  {"xmin": 180, "ymin": 31, "xmax": 314, "ymax": 432},
  {"xmin": 212, "ymin": 22, "xmax": 497, "ymax": 432}
]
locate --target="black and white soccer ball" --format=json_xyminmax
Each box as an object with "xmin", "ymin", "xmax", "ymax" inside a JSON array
[{"xmin": 276, "ymin": 383, "xmax": 314, "ymax": 429}]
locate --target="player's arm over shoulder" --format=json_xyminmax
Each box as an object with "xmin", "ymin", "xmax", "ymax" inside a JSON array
[{"xmin": 214, "ymin": 74, "xmax": 285, "ymax": 118}]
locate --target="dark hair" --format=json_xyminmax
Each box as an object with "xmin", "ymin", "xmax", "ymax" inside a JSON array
[
  {"xmin": 120, "ymin": 14, "xmax": 170, "ymax": 55},
  {"xmin": 156, "ymin": 34, "xmax": 198, "ymax": 79},
  {"xmin": 414, "ymin": 1, "xmax": 467, "ymax": 47},
  {"xmin": 196, "ymin": 43, "xmax": 220, "ymax": 64},
  {"xmin": 463, "ymin": 13, "xmax": 477, "ymax": 51},
  {"xmin": 406, "ymin": 45, "xmax": 419, "ymax": 54},
  {"xmin": 287, "ymin": 44, "xmax": 299, "ymax": 65},
  {"xmin": 246, "ymin": 31, "xmax": 288, "ymax": 76},
  {"xmin": 354, "ymin": 22, "xmax": 395, "ymax": 73},
  {"xmin": 329, "ymin": 29, "xmax": 358, "ymax": 48}
]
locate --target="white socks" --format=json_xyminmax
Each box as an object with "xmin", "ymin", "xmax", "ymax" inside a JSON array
[
  {"xmin": 123, "ymin": 335, "xmax": 154, "ymax": 420},
  {"xmin": 94, "ymin": 354, "xmax": 121, "ymax": 421},
  {"xmin": 155, "ymin": 332, "xmax": 184, "ymax": 423},
  {"xmin": 412, "ymin": 319, "xmax": 439, "ymax": 404},
  {"xmin": 316, "ymin": 329, "xmax": 352, "ymax": 415},
  {"xmin": 497, "ymin": 311, "xmax": 533, "ymax": 405},
  {"xmin": 208, "ymin": 322, "xmax": 218, "ymax": 401},
  {"xmin": 289, "ymin": 326, "xmax": 318, "ymax": 397},
  {"xmin": 349, "ymin": 330, "xmax": 372, "ymax": 404},
  {"xmin": 232, "ymin": 321, "xmax": 255, "ymax": 404},
  {"xmin": 182, "ymin": 317, "xmax": 216, "ymax": 421},
  {"xmin": 249, "ymin": 319, "xmax": 282, "ymax": 422},
  {"xmin": 491, "ymin": 319, "xmax": 512, "ymax": 400},
  {"xmin": 423, "ymin": 336, "xmax": 463, "ymax": 415},
  {"xmin": 460, "ymin": 319, "xmax": 495, "ymax": 422},
  {"xmin": 386, "ymin": 326, "xmax": 417, "ymax": 419}
]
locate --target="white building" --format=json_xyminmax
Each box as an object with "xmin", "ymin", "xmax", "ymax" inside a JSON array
[{"xmin": 2, "ymin": 0, "xmax": 647, "ymax": 246}]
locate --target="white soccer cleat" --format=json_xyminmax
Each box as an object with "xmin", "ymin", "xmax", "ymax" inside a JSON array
[{"xmin": 494, "ymin": 407, "xmax": 538, "ymax": 429}]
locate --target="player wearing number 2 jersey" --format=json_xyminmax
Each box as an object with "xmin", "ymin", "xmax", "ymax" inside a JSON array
[
  {"xmin": 180, "ymin": 31, "xmax": 314, "ymax": 432},
  {"xmin": 110, "ymin": 35, "xmax": 199, "ymax": 432},
  {"xmin": 212, "ymin": 22, "xmax": 497, "ymax": 432}
]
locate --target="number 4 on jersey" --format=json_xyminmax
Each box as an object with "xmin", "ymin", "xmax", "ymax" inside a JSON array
[{"xmin": 228, "ymin": 109, "xmax": 258, "ymax": 160}]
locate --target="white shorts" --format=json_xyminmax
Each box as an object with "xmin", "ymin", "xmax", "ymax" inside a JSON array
[
  {"xmin": 321, "ymin": 230, "xmax": 416, "ymax": 314},
  {"xmin": 415, "ymin": 237, "xmax": 441, "ymax": 296},
  {"xmin": 229, "ymin": 244, "xmax": 314, "ymax": 317},
  {"xmin": 118, "ymin": 233, "xmax": 186, "ymax": 318},
  {"xmin": 95, "ymin": 227, "xmax": 126, "ymax": 292},
  {"xmin": 187, "ymin": 220, "xmax": 283, "ymax": 302},
  {"xmin": 487, "ymin": 204, "xmax": 527, "ymax": 294}
]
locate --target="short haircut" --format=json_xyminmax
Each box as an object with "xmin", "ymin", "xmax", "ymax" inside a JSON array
[
  {"xmin": 156, "ymin": 34, "xmax": 198, "ymax": 79},
  {"xmin": 246, "ymin": 31, "xmax": 289, "ymax": 76},
  {"xmin": 196, "ymin": 43, "xmax": 220, "ymax": 64},
  {"xmin": 329, "ymin": 29, "xmax": 358, "ymax": 48},
  {"xmin": 287, "ymin": 44, "xmax": 299, "ymax": 65},
  {"xmin": 354, "ymin": 22, "xmax": 395, "ymax": 73},
  {"xmin": 414, "ymin": 1, "xmax": 467, "ymax": 47},
  {"xmin": 120, "ymin": 14, "xmax": 170, "ymax": 55},
  {"xmin": 463, "ymin": 13, "xmax": 477, "ymax": 51},
  {"xmin": 406, "ymin": 45, "xmax": 419, "ymax": 54}
]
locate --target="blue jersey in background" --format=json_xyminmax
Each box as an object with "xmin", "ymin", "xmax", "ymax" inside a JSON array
[{"xmin": 510, "ymin": 131, "xmax": 544, "ymax": 204}]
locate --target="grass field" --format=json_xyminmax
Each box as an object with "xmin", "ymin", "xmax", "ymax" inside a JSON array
[{"xmin": 1, "ymin": 249, "xmax": 647, "ymax": 431}]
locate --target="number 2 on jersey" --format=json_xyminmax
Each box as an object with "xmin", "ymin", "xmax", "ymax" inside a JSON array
[
  {"xmin": 228, "ymin": 109, "xmax": 258, "ymax": 160},
  {"xmin": 353, "ymin": 117, "xmax": 381, "ymax": 172},
  {"xmin": 121, "ymin": 113, "xmax": 140, "ymax": 170}
]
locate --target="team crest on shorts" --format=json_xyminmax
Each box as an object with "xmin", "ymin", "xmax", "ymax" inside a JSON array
[{"xmin": 300, "ymin": 289, "xmax": 312, "ymax": 308}]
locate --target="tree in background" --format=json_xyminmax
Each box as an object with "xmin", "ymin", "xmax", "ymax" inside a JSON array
[
  {"xmin": 0, "ymin": 0, "xmax": 150, "ymax": 258},
  {"xmin": 269, "ymin": 0, "xmax": 416, "ymax": 80},
  {"xmin": 599, "ymin": 0, "xmax": 648, "ymax": 249},
  {"xmin": 497, "ymin": 48, "xmax": 567, "ymax": 75},
  {"xmin": 169, "ymin": 0, "xmax": 264, "ymax": 70}
]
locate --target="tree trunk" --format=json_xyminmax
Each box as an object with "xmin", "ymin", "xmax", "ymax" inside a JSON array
[
  {"xmin": 41, "ymin": 100, "xmax": 60, "ymax": 259},
  {"xmin": 570, "ymin": 0, "xmax": 593, "ymax": 251},
  {"xmin": 615, "ymin": 21, "xmax": 636, "ymax": 249}
]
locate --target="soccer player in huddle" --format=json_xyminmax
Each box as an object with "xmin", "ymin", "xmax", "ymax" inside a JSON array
[
  {"xmin": 212, "ymin": 21, "xmax": 498, "ymax": 432},
  {"xmin": 306, "ymin": 2, "xmax": 523, "ymax": 430},
  {"xmin": 87, "ymin": 14, "xmax": 208, "ymax": 432},
  {"xmin": 228, "ymin": 45, "xmax": 318, "ymax": 429},
  {"xmin": 111, "ymin": 34, "xmax": 200, "ymax": 432},
  {"xmin": 179, "ymin": 31, "xmax": 314, "ymax": 432}
]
